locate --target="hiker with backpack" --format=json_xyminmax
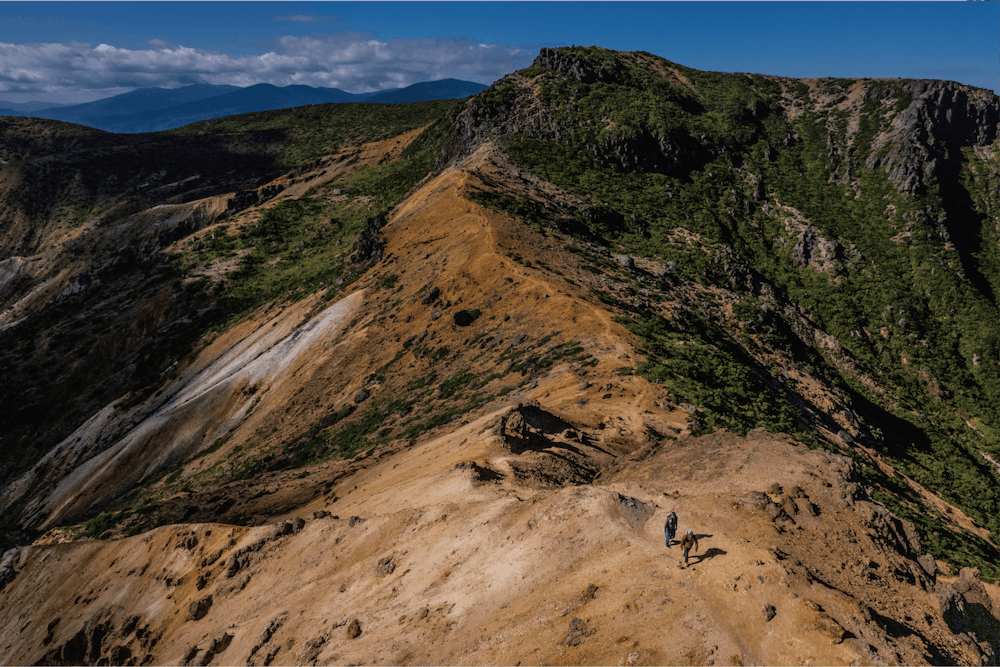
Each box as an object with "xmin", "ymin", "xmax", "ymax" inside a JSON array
[
  {"xmin": 680, "ymin": 530, "xmax": 699, "ymax": 567},
  {"xmin": 664, "ymin": 511, "xmax": 677, "ymax": 547}
]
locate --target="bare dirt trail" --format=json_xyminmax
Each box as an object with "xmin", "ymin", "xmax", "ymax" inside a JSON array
[{"xmin": 5, "ymin": 428, "xmax": 937, "ymax": 666}]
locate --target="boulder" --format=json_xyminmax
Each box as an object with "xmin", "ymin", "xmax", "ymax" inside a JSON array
[
  {"xmin": 207, "ymin": 632, "xmax": 233, "ymax": 655},
  {"xmin": 186, "ymin": 595, "xmax": 213, "ymax": 622},
  {"xmin": 422, "ymin": 286, "xmax": 440, "ymax": 305},
  {"xmin": 615, "ymin": 254, "xmax": 635, "ymax": 270},
  {"xmin": 918, "ymin": 554, "xmax": 937, "ymax": 579},
  {"xmin": 453, "ymin": 310, "xmax": 476, "ymax": 327},
  {"xmin": 657, "ymin": 261, "xmax": 677, "ymax": 278},
  {"xmin": 811, "ymin": 612, "xmax": 846, "ymax": 644},
  {"xmin": 376, "ymin": 554, "xmax": 396, "ymax": 575},
  {"xmin": 565, "ymin": 617, "xmax": 587, "ymax": 646}
]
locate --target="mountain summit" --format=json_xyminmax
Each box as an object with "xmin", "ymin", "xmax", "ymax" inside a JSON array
[{"xmin": 1, "ymin": 46, "xmax": 1000, "ymax": 665}]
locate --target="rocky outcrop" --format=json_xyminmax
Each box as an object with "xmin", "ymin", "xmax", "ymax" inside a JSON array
[
  {"xmin": 772, "ymin": 202, "xmax": 859, "ymax": 274},
  {"xmin": 533, "ymin": 47, "xmax": 625, "ymax": 85},
  {"xmin": 866, "ymin": 80, "xmax": 999, "ymax": 195},
  {"xmin": 187, "ymin": 595, "xmax": 213, "ymax": 621},
  {"xmin": 34, "ymin": 611, "xmax": 159, "ymax": 667},
  {"xmin": 225, "ymin": 183, "xmax": 285, "ymax": 216},
  {"xmin": 442, "ymin": 81, "xmax": 555, "ymax": 165},
  {"xmin": 937, "ymin": 568, "xmax": 1000, "ymax": 663},
  {"xmin": 352, "ymin": 213, "xmax": 387, "ymax": 264},
  {"xmin": 490, "ymin": 401, "xmax": 572, "ymax": 453},
  {"xmin": 610, "ymin": 492, "xmax": 653, "ymax": 528},
  {"xmin": 563, "ymin": 616, "xmax": 592, "ymax": 646},
  {"xmin": 593, "ymin": 127, "xmax": 706, "ymax": 176},
  {"xmin": 0, "ymin": 546, "xmax": 24, "ymax": 594},
  {"xmin": 791, "ymin": 225, "xmax": 843, "ymax": 271}
]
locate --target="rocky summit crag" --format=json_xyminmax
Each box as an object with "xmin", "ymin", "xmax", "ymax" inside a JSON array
[{"xmin": 1, "ymin": 46, "xmax": 1000, "ymax": 665}]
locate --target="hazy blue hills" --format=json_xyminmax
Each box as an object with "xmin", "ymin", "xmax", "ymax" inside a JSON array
[
  {"xmin": 363, "ymin": 78, "xmax": 489, "ymax": 103},
  {"xmin": 0, "ymin": 79, "xmax": 487, "ymax": 134},
  {"xmin": 0, "ymin": 100, "xmax": 72, "ymax": 114},
  {"xmin": 32, "ymin": 84, "xmax": 242, "ymax": 126},
  {"xmin": 89, "ymin": 83, "xmax": 362, "ymax": 134}
]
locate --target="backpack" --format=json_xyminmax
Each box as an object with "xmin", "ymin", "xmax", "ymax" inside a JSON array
[{"xmin": 666, "ymin": 513, "xmax": 677, "ymax": 531}]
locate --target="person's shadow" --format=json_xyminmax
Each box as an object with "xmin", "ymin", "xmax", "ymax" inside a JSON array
[{"xmin": 690, "ymin": 547, "xmax": 727, "ymax": 564}]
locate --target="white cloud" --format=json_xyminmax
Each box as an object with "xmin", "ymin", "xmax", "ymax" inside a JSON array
[
  {"xmin": 0, "ymin": 33, "xmax": 538, "ymax": 104},
  {"xmin": 276, "ymin": 15, "xmax": 321, "ymax": 23}
]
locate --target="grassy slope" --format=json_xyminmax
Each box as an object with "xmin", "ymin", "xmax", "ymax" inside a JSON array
[
  {"xmin": 169, "ymin": 101, "xmax": 462, "ymax": 329},
  {"xmin": 168, "ymin": 99, "xmax": 458, "ymax": 170}
]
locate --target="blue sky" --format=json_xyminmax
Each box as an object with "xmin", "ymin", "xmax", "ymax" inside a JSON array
[{"xmin": 0, "ymin": 2, "xmax": 996, "ymax": 104}]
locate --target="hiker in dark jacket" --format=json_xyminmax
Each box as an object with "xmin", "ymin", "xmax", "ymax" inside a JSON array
[
  {"xmin": 680, "ymin": 530, "xmax": 699, "ymax": 566},
  {"xmin": 664, "ymin": 511, "xmax": 678, "ymax": 547}
]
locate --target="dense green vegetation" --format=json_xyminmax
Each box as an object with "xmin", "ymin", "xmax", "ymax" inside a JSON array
[
  {"xmin": 172, "ymin": 195, "xmax": 364, "ymax": 329},
  {"xmin": 485, "ymin": 47, "xmax": 1000, "ymax": 570},
  {"xmin": 169, "ymin": 99, "xmax": 459, "ymax": 169},
  {"xmin": 172, "ymin": 104, "xmax": 459, "ymax": 330},
  {"xmin": 623, "ymin": 312, "xmax": 799, "ymax": 436}
]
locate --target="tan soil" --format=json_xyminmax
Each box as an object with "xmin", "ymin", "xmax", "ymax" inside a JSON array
[{"xmin": 2, "ymin": 136, "xmax": 998, "ymax": 666}]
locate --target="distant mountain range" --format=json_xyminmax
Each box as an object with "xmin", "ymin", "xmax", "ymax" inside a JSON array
[
  {"xmin": 0, "ymin": 79, "xmax": 487, "ymax": 134},
  {"xmin": 0, "ymin": 100, "xmax": 72, "ymax": 114}
]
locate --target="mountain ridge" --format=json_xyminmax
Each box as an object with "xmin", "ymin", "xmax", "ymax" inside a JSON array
[
  {"xmin": 1, "ymin": 46, "xmax": 1000, "ymax": 665},
  {"xmin": 0, "ymin": 79, "xmax": 488, "ymax": 134}
]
